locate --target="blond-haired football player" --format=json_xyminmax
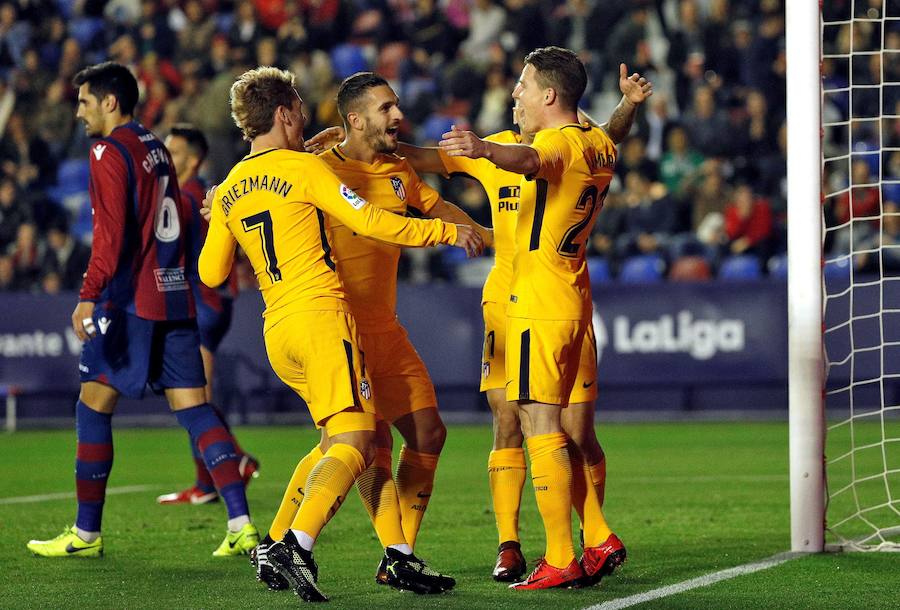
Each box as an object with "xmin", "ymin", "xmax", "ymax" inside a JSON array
[
  {"xmin": 439, "ymin": 48, "xmax": 652, "ymax": 590},
  {"xmin": 199, "ymin": 67, "xmax": 481, "ymax": 602}
]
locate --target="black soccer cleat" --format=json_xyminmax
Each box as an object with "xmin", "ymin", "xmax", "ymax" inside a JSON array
[
  {"xmin": 266, "ymin": 531, "xmax": 328, "ymax": 602},
  {"xmin": 375, "ymin": 554, "xmax": 389, "ymax": 586},
  {"xmin": 251, "ymin": 535, "xmax": 289, "ymax": 591},
  {"xmin": 382, "ymin": 547, "xmax": 456, "ymax": 594}
]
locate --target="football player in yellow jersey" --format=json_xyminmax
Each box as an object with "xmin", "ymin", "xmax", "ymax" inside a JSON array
[
  {"xmin": 198, "ymin": 67, "xmax": 480, "ymax": 601},
  {"xmin": 440, "ymin": 47, "xmax": 652, "ymax": 590},
  {"xmin": 257, "ymin": 72, "xmax": 489, "ymax": 594}
]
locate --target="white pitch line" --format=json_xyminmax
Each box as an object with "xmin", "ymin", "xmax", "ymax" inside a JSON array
[
  {"xmin": 0, "ymin": 485, "xmax": 157, "ymax": 505},
  {"xmin": 585, "ymin": 551, "xmax": 803, "ymax": 610}
]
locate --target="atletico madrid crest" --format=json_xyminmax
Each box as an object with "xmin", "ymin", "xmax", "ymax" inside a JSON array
[
  {"xmin": 390, "ymin": 176, "xmax": 406, "ymax": 201},
  {"xmin": 359, "ymin": 378, "xmax": 372, "ymax": 400}
]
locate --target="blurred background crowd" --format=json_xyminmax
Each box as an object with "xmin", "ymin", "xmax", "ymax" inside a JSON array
[{"xmin": 0, "ymin": 0, "xmax": 895, "ymax": 293}]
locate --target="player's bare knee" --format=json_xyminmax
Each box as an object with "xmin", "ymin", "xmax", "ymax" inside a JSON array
[
  {"xmin": 493, "ymin": 408, "xmax": 524, "ymax": 448},
  {"xmin": 415, "ymin": 418, "xmax": 446, "ymax": 454}
]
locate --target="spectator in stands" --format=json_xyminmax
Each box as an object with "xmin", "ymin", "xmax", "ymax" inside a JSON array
[
  {"xmin": 659, "ymin": 124, "xmax": 704, "ymax": 206},
  {"xmin": 175, "ymin": 0, "xmax": 217, "ymax": 67},
  {"xmin": 616, "ymin": 171, "xmax": 678, "ymax": 260},
  {"xmin": 40, "ymin": 218, "xmax": 91, "ymax": 292},
  {"xmin": 615, "ymin": 136, "xmax": 658, "ymax": 184},
  {"xmin": 36, "ymin": 79, "xmax": 75, "ymax": 160},
  {"xmin": 6, "ymin": 221, "xmax": 42, "ymax": 290},
  {"xmin": 832, "ymin": 159, "xmax": 881, "ymax": 255},
  {"xmin": 0, "ymin": 112, "xmax": 56, "ymax": 188},
  {"xmin": 682, "ymin": 85, "xmax": 728, "ymax": 157},
  {"xmin": 460, "ymin": 0, "xmax": 506, "ymax": 66},
  {"xmin": 723, "ymin": 183, "xmax": 773, "ymax": 260},
  {"xmin": 0, "ymin": 175, "xmax": 27, "ymax": 250},
  {"xmin": 0, "ymin": 253, "xmax": 14, "ymax": 290},
  {"xmin": 590, "ymin": 187, "xmax": 626, "ymax": 264}
]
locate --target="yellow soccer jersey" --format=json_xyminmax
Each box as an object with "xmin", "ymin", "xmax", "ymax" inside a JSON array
[
  {"xmin": 199, "ymin": 147, "xmax": 457, "ymax": 330},
  {"xmin": 320, "ymin": 146, "xmax": 442, "ymax": 330},
  {"xmin": 439, "ymin": 130, "xmax": 521, "ymax": 304},
  {"xmin": 508, "ymin": 124, "xmax": 616, "ymax": 321}
]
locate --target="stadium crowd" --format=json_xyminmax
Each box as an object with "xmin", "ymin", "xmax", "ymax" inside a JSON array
[{"xmin": 1, "ymin": 0, "xmax": 891, "ymax": 292}]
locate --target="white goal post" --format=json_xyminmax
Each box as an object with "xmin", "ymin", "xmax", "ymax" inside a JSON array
[
  {"xmin": 787, "ymin": 0, "xmax": 826, "ymax": 554},
  {"xmin": 792, "ymin": 0, "xmax": 900, "ymax": 553}
]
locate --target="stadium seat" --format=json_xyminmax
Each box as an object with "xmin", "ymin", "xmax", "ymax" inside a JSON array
[
  {"xmin": 455, "ymin": 257, "xmax": 493, "ymax": 287},
  {"xmin": 587, "ymin": 257, "xmax": 612, "ymax": 284},
  {"xmin": 54, "ymin": 159, "xmax": 90, "ymax": 192},
  {"xmin": 618, "ymin": 255, "xmax": 665, "ymax": 284},
  {"xmin": 420, "ymin": 114, "xmax": 456, "ymax": 144},
  {"xmin": 768, "ymin": 253, "xmax": 789, "ymax": 279},
  {"xmin": 669, "ymin": 255, "xmax": 712, "ymax": 282},
  {"xmin": 330, "ymin": 44, "xmax": 369, "ymax": 80},
  {"xmin": 718, "ymin": 255, "xmax": 763, "ymax": 280},
  {"xmin": 439, "ymin": 244, "xmax": 469, "ymax": 279}
]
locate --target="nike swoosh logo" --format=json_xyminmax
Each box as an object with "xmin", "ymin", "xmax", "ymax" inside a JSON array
[
  {"xmin": 582, "ymin": 381, "xmax": 595, "ymax": 388},
  {"xmin": 65, "ymin": 542, "xmax": 93, "ymax": 554},
  {"xmin": 416, "ymin": 492, "xmax": 431, "ymax": 498},
  {"xmin": 532, "ymin": 475, "xmax": 547, "ymax": 480},
  {"xmin": 228, "ymin": 533, "xmax": 245, "ymax": 549}
]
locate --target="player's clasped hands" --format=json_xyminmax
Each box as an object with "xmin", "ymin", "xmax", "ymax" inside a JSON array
[
  {"xmin": 439, "ymin": 125, "xmax": 487, "ymax": 159},
  {"xmin": 454, "ymin": 223, "xmax": 485, "ymax": 258}
]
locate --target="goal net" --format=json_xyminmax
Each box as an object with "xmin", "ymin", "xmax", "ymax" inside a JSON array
[{"xmin": 821, "ymin": 0, "xmax": 900, "ymax": 551}]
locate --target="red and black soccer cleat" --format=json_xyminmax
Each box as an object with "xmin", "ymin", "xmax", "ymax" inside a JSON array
[
  {"xmin": 239, "ymin": 454, "xmax": 260, "ymax": 486},
  {"xmin": 509, "ymin": 557, "xmax": 584, "ymax": 590},
  {"xmin": 580, "ymin": 533, "xmax": 627, "ymax": 586},
  {"xmin": 492, "ymin": 541, "xmax": 527, "ymax": 582}
]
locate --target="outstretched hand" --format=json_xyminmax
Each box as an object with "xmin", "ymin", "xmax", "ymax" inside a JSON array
[
  {"xmin": 303, "ymin": 126, "xmax": 345, "ymax": 155},
  {"xmin": 454, "ymin": 223, "xmax": 485, "ymax": 258},
  {"xmin": 439, "ymin": 125, "xmax": 488, "ymax": 159},
  {"xmin": 619, "ymin": 63, "xmax": 653, "ymax": 105}
]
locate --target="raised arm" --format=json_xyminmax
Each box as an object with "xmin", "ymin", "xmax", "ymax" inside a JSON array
[
  {"xmin": 198, "ymin": 184, "xmax": 237, "ymax": 288},
  {"xmin": 426, "ymin": 198, "xmax": 493, "ymax": 249},
  {"xmin": 439, "ymin": 124, "xmax": 540, "ymax": 176},
  {"xmin": 600, "ymin": 63, "xmax": 654, "ymax": 144},
  {"xmin": 397, "ymin": 142, "xmax": 447, "ymax": 175}
]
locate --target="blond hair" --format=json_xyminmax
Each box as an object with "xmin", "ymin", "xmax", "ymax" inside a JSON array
[{"xmin": 230, "ymin": 67, "xmax": 298, "ymax": 141}]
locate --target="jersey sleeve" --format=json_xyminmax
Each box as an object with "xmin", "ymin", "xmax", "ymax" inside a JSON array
[
  {"xmin": 302, "ymin": 155, "xmax": 458, "ymax": 247},
  {"xmin": 531, "ymin": 129, "xmax": 574, "ymax": 182},
  {"xmin": 405, "ymin": 165, "xmax": 442, "ymax": 215},
  {"xmin": 79, "ymin": 143, "xmax": 129, "ymax": 302},
  {"xmin": 198, "ymin": 190, "xmax": 237, "ymax": 288}
]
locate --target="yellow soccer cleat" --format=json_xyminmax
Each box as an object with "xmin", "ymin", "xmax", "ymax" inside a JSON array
[
  {"xmin": 27, "ymin": 526, "xmax": 103, "ymax": 558},
  {"xmin": 212, "ymin": 522, "xmax": 260, "ymax": 557}
]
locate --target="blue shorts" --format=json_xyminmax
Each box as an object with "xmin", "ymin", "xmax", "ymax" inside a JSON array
[
  {"xmin": 197, "ymin": 298, "xmax": 233, "ymax": 353},
  {"xmin": 79, "ymin": 306, "xmax": 206, "ymax": 399}
]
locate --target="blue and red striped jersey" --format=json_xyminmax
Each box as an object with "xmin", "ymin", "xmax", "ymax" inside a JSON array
[
  {"xmin": 79, "ymin": 121, "xmax": 195, "ymax": 321},
  {"xmin": 183, "ymin": 175, "xmax": 238, "ymax": 312}
]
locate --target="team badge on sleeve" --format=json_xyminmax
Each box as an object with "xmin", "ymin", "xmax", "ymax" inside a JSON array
[
  {"xmin": 359, "ymin": 378, "xmax": 372, "ymax": 400},
  {"xmin": 390, "ymin": 176, "xmax": 406, "ymax": 201},
  {"xmin": 340, "ymin": 184, "xmax": 367, "ymax": 210}
]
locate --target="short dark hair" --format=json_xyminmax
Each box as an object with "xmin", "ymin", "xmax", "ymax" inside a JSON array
[
  {"xmin": 523, "ymin": 46, "xmax": 587, "ymax": 111},
  {"xmin": 72, "ymin": 62, "xmax": 139, "ymax": 116},
  {"xmin": 336, "ymin": 72, "xmax": 390, "ymax": 121},
  {"xmin": 169, "ymin": 123, "xmax": 209, "ymax": 162}
]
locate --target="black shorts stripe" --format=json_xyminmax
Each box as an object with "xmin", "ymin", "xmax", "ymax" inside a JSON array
[
  {"xmin": 519, "ymin": 329, "xmax": 531, "ymax": 401},
  {"xmin": 343, "ymin": 339, "xmax": 360, "ymax": 407},
  {"xmin": 529, "ymin": 179, "xmax": 548, "ymax": 251}
]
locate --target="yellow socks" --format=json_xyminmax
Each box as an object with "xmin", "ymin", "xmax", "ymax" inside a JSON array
[
  {"xmin": 269, "ymin": 444, "xmax": 324, "ymax": 541},
  {"xmin": 356, "ymin": 447, "xmax": 406, "ymax": 547},
  {"xmin": 488, "ymin": 448, "xmax": 527, "ymax": 544},
  {"xmin": 581, "ymin": 458, "xmax": 612, "ymax": 548},
  {"xmin": 526, "ymin": 432, "xmax": 574, "ymax": 568},
  {"xmin": 395, "ymin": 446, "xmax": 439, "ymax": 549},
  {"xmin": 290, "ymin": 443, "xmax": 366, "ymax": 540}
]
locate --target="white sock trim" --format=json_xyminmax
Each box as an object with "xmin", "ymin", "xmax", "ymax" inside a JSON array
[
  {"xmin": 387, "ymin": 543, "xmax": 413, "ymax": 555},
  {"xmin": 228, "ymin": 515, "xmax": 250, "ymax": 532},
  {"xmin": 291, "ymin": 529, "xmax": 316, "ymax": 551}
]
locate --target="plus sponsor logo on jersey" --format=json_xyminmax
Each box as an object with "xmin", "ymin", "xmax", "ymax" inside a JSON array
[
  {"xmin": 153, "ymin": 267, "xmax": 189, "ymax": 292},
  {"xmin": 497, "ymin": 186, "xmax": 519, "ymax": 212},
  {"xmin": 592, "ymin": 305, "xmax": 746, "ymax": 364},
  {"xmin": 92, "ymin": 144, "xmax": 107, "ymax": 160},
  {"xmin": 390, "ymin": 176, "xmax": 406, "ymax": 201}
]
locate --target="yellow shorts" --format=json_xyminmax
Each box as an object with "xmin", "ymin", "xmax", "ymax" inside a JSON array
[
  {"xmin": 264, "ymin": 310, "xmax": 375, "ymax": 428},
  {"xmin": 483, "ymin": 302, "xmax": 597, "ymax": 403},
  {"xmin": 361, "ymin": 322, "xmax": 437, "ymax": 424},
  {"xmin": 505, "ymin": 316, "xmax": 590, "ymax": 406}
]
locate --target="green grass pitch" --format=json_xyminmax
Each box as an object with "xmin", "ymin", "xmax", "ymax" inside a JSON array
[{"xmin": 2, "ymin": 422, "xmax": 898, "ymax": 608}]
